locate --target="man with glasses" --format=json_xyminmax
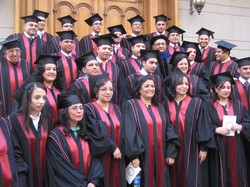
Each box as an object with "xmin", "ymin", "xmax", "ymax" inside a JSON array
[
  {"xmin": 0, "ymin": 38, "xmax": 30, "ymax": 117},
  {"xmin": 46, "ymin": 15, "xmax": 80, "ymax": 56},
  {"xmin": 79, "ymin": 13, "xmax": 103, "ymax": 55},
  {"xmin": 5, "ymin": 15, "xmax": 44, "ymax": 71}
]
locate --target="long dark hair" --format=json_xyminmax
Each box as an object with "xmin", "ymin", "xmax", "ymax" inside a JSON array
[
  {"xmin": 58, "ymin": 107, "xmax": 88, "ymax": 139},
  {"xmin": 211, "ymin": 81, "xmax": 234, "ymax": 102},
  {"xmin": 21, "ymin": 82, "xmax": 49, "ymax": 131},
  {"xmin": 33, "ymin": 63, "xmax": 65, "ymax": 91}
]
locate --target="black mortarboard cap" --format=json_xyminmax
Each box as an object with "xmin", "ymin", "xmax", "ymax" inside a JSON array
[
  {"xmin": 235, "ymin": 57, "xmax": 250, "ymax": 68},
  {"xmin": 0, "ymin": 38, "xmax": 20, "ymax": 50},
  {"xmin": 57, "ymin": 15, "xmax": 77, "ymax": 26},
  {"xmin": 127, "ymin": 35, "xmax": 147, "ymax": 46},
  {"xmin": 196, "ymin": 27, "xmax": 214, "ymax": 39},
  {"xmin": 34, "ymin": 54, "xmax": 61, "ymax": 65},
  {"xmin": 153, "ymin": 14, "xmax": 171, "ymax": 23},
  {"xmin": 169, "ymin": 51, "xmax": 190, "ymax": 66},
  {"xmin": 33, "ymin": 9, "xmax": 49, "ymax": 19},
  {"xmin": 107, "ymin": 24, "xmax": 127, "ymax": 34},
  {"xmin": 181, "ymin": 41, "xmax": 199, "ymax": 51},
  {"xmin": 210, "ymin": 72, "xmax": 235, "ymax": 85},
  {"xmin": 21, "ymin": 15, "xmax": 41, "ymax": 23},
  {"xmin": 56, "ymin": 30, "xmax": 76, "ymax": 41},
  {"xmin": 92, "ymin": 34, "xmax": 114, "ymax": 47},
  {"xmin": 149, "ymin": 35, "xmax": 168, "ymax": 46},
  {"xmin": 13, "ymin": 76, "xmax": 36, "ymax": 104},
  {"xmin": 127, "ymin": 15, "xmax": 145, "ymax": 25},
  {"xmin": 166, "ymin": 25, "xmax": 185, "ymax": 35},
  {"xmin": 89, "ymin": 73, "xmax": 109, "ymax": 99},
  {"xmin": 85, "ymin": 13, "xmax": 103, "ymax": 26},
  {"xmin": 140, "ymin": 50, "xmax": 159, "ymax": 61},
  {"xmin": 75, "ymin": 51, "xmax": 97, "ymax": 70},
  {"xmin": 57, "ymin": 89, "xmax": 84, "ymax": 109},
  {"xmin": 215, "ymin": 40, "xmax": 236, "ymax": 52}
]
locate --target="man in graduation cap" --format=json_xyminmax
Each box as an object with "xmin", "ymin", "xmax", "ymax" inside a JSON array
[
  {"xmin": 69, "ymin": 51, "xmax": 99, "ymax": 103},
  {"xmin": 79, "ymin": 13, "xmax": 103, "ymax": 55},
  {"xmin": 55, "ymin": 30, "xmax": 79, "ymax": 90},
  {"xmin": 33, "ymin": 9, "xmax": 53, "ymax": 44},
  {"xmin": 165, "ymin": 25, "xmax": 185, "ymax": 55},
  {"xmin": 0, "ymin": 38, "xmax": 30, "ymax": 117},
  {"xmin": 150, "ymin": 35, "xmax": 172, "ymax": 79},
  {"xmin": 209, "ymin": 40, "xmax": 238, "ymax": 77},
  {"xmin": 145, "ymin": 14, "xmax": 171, "ymax": 48},
  {"xmin": 120, "ymin": 49, "xmax": 163, "ymax": 104},
  {"xmin": 119, "ymin": 35, "xmax": 147, "ymax": 79},
  {"xmin": 120, "ymin": 15, "xmax": 146, "ymax": 50},
  {"xmin": 195, "ymin": 27, "xmax": 216, "ymax": 66},
  {"xmin": 107, "ymin": 24, "xmax": 130, "ymax": 67},
  {"xmin": 6, "ymin": 15, "xmax": 44, "ymax": 71},
  {"xmin": 92, "ymin": 34, "xmax": 121, "ymax": 105},
  {"xmin": 46, "ymin": 15, "xmax": 80, "ymax": 56},
  {"xmin": 182, "ymin": 40, "xmax": 210, "ymax": 89}
]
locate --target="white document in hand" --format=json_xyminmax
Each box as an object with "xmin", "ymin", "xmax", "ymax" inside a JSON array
[
  {"xmin": 126, "ymin": 162, "xmax": 141, "ymax": 184},
  {"xmin": 222, "ymin": 115, "xmax": 236, "ymax": 136}
]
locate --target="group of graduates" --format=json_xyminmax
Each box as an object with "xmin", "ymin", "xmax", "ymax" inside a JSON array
[{"xmin": 1, "ymin": 8, "xmax": 250, "ymax": 187}]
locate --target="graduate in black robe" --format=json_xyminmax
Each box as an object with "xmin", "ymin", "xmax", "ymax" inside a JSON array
[
  {"xmin": 69, "ymin": 51, "xmax": 99, "ymax": 103},
  {"xmin": 46, "ymin": 15, "xmax": 80, "ymax": 56},
  {"xmin": 0, "ymin": 38, "xmax": 30, "ymax": 118},
  {"xmin": 7, "ymin": 81, "xmax": 52, "ymax": 187},
  {"xmin": 6, "ymin": 15, "xmax": 44, "ymax": 71},
  {"xmin": 163, "ymin": 71, "xmax": 216, "ymax": 187},
  {"xmin": 207, "ymin": 72, "xmax": 250, "ymax": 187},
  {"xmin": 122, "ymin": 75, "xmax": 179, "ymax": 187},
  {"xmin": 79, "ymin": 13, "xmax": 103, "ymax": 55},
  {"xmin": 194, "ymin": 28, "xmax": 216, "ymax": 66},
  {"xmin": 85, "ymin": 75, "xmax": 126, "ymax": 187},
  {"xmin": 0, "ymin": 117, "xmax": 28, "ymax": 187},
  {"xmin": 33, "ymin": 54, "xmax": 64, "ymax": 124},
  {"xmin": 47, "ymin": 89, "xmax": 104, "ymax": 187}
]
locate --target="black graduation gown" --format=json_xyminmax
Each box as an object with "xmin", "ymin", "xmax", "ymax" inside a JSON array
[
  {"xmin": 163, "ymin": 96, "xmax": 215, "ymax": 187},
  {"xmin": 122, "ymin": 99, "xmax": 179, "ymax": 187},
  {"xmin": 56, "ymin": 52, "xmax": 79, "ymax": 90},
  {"xmin": 0, "ymin": 118, "xmax": 28, "ymax": 187},
  {"xmin": 46, "ymin": 36, "xmax": 80, "ymax": 56},
  {"xmin": 209, "ymin": 59, "xmax": 238, "ymax": 77},
  {"xmin": 111, "ymin": 46, "xmax": 130, "ymax": 70},
  {"xmin": 46, "ymin": 126, "xmax": 103, "ymax": 187},
  {"xmin": 84, "ymin": 102, "xmax": 126, "ymax": 187},
  {"xmin": 7, "ymin": 111, "xmax": 52, "ymax": 187},
  {"xmin": 166, "ymin": 45, "xmax": 184, "ymax": 56},
  {"xmin": 119, "ymin": 57, "xmax": 142, "ymax": 80},
  {"xmin": 195, "ymin": 46, "xmax": 216, "ymax": 67},
  {"xmin": 40, "ymin": 32, "xmax": 53, "ymax": 52},
  {"xmin": 79, "ymin": 34, "xmax": 98, "ymax": 55},
  {"xmin": 0, "ymin": 57, "xmax": 30, "ymax": 118},
  {"xmin": 69, "ymin": 77, "xmax": 91, "ymax": 104},
  {"xmin": 6, "ymin": 33, "xmax": 44, "ymax": 71},
  {"xmin": 206, "ymin": 99, "xmax": 250, "ymax": 187},
  {"xmin": 158, "ymin": 52, "xmax": 172, "ymax": 79}
]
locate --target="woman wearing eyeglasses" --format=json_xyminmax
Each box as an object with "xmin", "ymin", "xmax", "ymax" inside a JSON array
[
  {"xmin": 47, "ymin": 89, "xmax": 103, "ymax": 187},
  {"xmin": 84, "ymin": 74, "xmax": 126, "ymax": 187}
]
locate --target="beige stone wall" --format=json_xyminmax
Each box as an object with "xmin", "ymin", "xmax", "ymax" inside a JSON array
[
  {"xmin": 0, "ymin": 0, "xmax": 14, "ymax": 42},
  {"xmin": 178, "ymin": 0, "xmax": 250, "ymax": 58}
]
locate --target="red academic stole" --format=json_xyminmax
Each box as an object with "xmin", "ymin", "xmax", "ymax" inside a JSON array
[
  {"xmin": 235, "ymin": 80, "xmax": 249, "ymax": 110},
  {"xmin": 136, "ymin": 99, "xmax": 165, "ymax": 187},
  {"xmin": 168, "ymin": 96, "xmax": 192, "ymax": 187},
  {"xmin": 201, "ymin": 47, "xmax": 210, "ymax": 65},
  {"xmin": 57, "ymin": 126, "xmax": 90, "ymax": 177},
  {"xmin": 22, "ymin": 33, "xmax": 38, "ymax": 70},
  {"xmin": 98, "ymin": 60, "xmax": 114, "ymax": 81},
  {"xmin": 15, "ymin": 114, "xmax": 48, "ymax": 187},
  {"xmin": 213, "ymin": 101, "xmax": 239, "ymax": 187},
  {"xmin": 213, "ymin": 60, "xmax": 234, "ymax": 75},
  {"xmin": 59, "ymin": 53, "xmax": 77, "ymax": 90},
  {"xmin": 111, "ymin": 47, "xmax": 123, "ymax": 64},
  {"xmin": 92, "ymin": 102, "xmax": 121, "ymax": 187},
  {"xmin": 129, "ymin": 58, "xmax": 141, "ymax": 73},
  {"xmin": 46, "ymin": 86, "xmax": 60, "ymax": 122},
  {"xmin": 6, "ymin": 59, "xmax": 24, "ymax": 104},
  {"xmin": 89, "ymin": 34, "xmax": 98, "ymax": 55},
  {"xmin": 0, "ymin": 120, "xmax": 12, "ymax": 187}
]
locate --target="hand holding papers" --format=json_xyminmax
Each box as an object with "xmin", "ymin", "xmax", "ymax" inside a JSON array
[
  {"xmin": 126, "ymin": 162, "xmax": 141, "ymax": 184},
  {"xmin": 222, "ymin": 115, "xmax": 237, "ymax": 136}
]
